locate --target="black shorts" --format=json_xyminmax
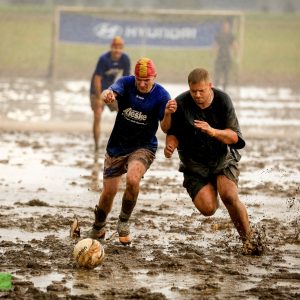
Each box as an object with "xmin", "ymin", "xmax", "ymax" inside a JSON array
[{"xmin": 182, "ymin": 162, "xmax": 240, "ymax": 201}]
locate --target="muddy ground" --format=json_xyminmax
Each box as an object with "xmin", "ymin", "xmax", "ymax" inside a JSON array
[
  {"xmin": 0, "ymin": 124, "xmax": 299, "ymax": 299},
  {"xmin": 0, "ymin": 79, "xmax": 300, "ymax": 299}
]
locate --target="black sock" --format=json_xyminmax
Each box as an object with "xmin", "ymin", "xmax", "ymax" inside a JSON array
[
  {"xmin": 119, "ymin": 197, "xmax": 137, "ymax": 222},
  {"xmin": 93, "ymin": 205, "xmax": 107, "ymax": 229}
]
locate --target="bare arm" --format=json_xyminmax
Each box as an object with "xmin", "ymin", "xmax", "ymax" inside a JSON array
[
  {"xmin": 160, "ymin": 99, "xmax": 177, "ymax": 133},
  {"xmin": 164, "ymin": 134, "xmax": 179, "ymax": 158},
  {"xmin": 193, "ymin": 120, "xmax": 238, "ymax": 145}
]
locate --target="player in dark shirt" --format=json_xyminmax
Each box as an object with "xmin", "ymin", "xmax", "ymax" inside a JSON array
[{"xmin": 165, "ymin": 68, "xmax": 262, "ymax": 255}]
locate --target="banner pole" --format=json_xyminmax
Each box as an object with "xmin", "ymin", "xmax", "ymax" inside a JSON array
[{"xmin": 48, "ymin": 6, "xmax": 60, "ymax": 119}]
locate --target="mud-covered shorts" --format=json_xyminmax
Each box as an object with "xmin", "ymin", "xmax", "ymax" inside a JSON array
[
  {"xmin": 182, "ymin": 161, "xmax": 240, "ymax": 201},
  {"xmin": 103, "ymin": 148, "xmax": 155, "ymax": 178}
]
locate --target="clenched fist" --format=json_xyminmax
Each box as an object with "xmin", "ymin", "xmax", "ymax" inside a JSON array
[
  {"xmin": 101, "ymin": 89, "xmax": 116, "ymax": 104},
  {"xmin": 165, "ymin": 99, "xmax": 177, "ymax": 114}
]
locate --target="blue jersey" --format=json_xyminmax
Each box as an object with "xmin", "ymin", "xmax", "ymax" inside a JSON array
[
  {"xmin": 106, "ymin": 75, "xmax": 171, "ymax": 157},
  {"xmin": 90, "ymin": 51, "xmax": 131, "ymax": 94}
]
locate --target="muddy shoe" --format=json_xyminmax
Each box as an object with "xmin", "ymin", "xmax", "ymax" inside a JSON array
[
  {"xmin": 242, "ymin": 227, "xmax": 265, "ymax": 256},
  {"xmin": 117, "ymin": 220, "xmax": 132, "ymax": 245},
  {"xmin": 87, "ymin": 225, "xmax": 106, "ymax": 240}
]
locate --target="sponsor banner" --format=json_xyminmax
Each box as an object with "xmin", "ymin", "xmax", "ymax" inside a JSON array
[{"xmin": 59, "ymin": 12, "xmax": 220, "ymax": 48}]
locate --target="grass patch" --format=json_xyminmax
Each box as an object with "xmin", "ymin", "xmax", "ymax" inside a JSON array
[
  {"xmin": 0, "ymin": 8, "xmax": 52, "ymax": 76},
  {"xmin": 243, "ymin": 14, "xmax": 300, "ymax": 76}
]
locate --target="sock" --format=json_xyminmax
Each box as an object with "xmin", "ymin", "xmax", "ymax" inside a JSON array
[
  {"xmin": 93, "ymin": 205, "xmax": 107, "ymax": 229},
  {"xmin": 119, "ymin": 197, "xmax": 137, "ymax": 222}
]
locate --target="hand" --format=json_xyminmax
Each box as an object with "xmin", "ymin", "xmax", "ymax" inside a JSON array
[
  {"xmin": 164, "ymin": 144, "xmax": 176, "ymax": 158},
  {"xmin": 165, "ymin": 99, "xmax": 177, "ymax": 114},
  {"xmin": 102, "ymin": 90, "xmax": 115, "ymax": 104},
  {"xmin": 194, "ymin": 120, "xmax": 216, "ymax": 137}
]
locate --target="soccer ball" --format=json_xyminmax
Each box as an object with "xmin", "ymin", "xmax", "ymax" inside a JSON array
[{"xmin": 73, "ymin": 238, "xmax": 105, "ymax": 268}]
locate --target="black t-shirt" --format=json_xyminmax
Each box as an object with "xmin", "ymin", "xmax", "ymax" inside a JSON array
[{"xmin": 168, "ymin": 88, "xmax": 245, "ymax": 171}]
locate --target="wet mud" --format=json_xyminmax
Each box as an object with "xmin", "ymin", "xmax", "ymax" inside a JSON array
[{"xmin": 0, "ymin": 128, "xmax": 299, "ymax": 299}]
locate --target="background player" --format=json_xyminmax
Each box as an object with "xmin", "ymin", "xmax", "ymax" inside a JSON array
[{"xmin": 90, "ymin": 36, "xmax": 131, "ymax": 152}]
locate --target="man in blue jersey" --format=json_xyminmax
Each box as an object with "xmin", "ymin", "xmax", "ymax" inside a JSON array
[
  {"xmin": 164, "ymin": 68, "xmax": 263, "ymax": 255},
  {"xmin": 88, "ymin": 57, "xmax": 177, "ymax": 245},
  {"xmin": 90, "ymin": 36, "xmax": 131, "ymax": 152}
]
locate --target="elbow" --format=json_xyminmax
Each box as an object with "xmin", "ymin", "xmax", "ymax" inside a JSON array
[
  {"xmin": 226, "ymin": 131, "xmax": 238, "ymax": 145},
  {"xmin": 230, "ymin": 133, "xmax": 245, "ymax": 149},
  {"xmin": 232, "ymin": 134, "xmax": 239, "ymax": 144}
]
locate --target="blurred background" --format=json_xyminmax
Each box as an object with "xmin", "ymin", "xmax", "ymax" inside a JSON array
[{"xmin": 0, "ymin": 0, "xmax": 299, "ymax": 130}]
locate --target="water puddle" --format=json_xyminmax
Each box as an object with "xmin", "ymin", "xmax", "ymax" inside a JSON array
[{"xmin": 1, "ymin": 78, "xmax": 300, "ymax": 128}]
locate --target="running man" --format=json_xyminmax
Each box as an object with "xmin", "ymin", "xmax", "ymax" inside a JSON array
[
  {"xmin": 88, "ymin": 57, "xmax": 177, "ymax": 245},
  {"xmin": 90, "ymin": 36, "xmax": 131, "ymax": 151},
  {"xmin": 164, "ymin": 68, "xmax": 262, "ymax": 255}
]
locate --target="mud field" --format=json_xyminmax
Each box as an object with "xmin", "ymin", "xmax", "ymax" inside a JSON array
[
  {"xmin": 0, "ymin": 129, "xmax": 299, "ymax": 299},
  {"xmin": 0, "ymin": 81, "xmax": 300, "ymax": 299}
]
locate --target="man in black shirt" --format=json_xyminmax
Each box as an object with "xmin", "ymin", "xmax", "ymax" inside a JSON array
[{"xmin": 165, "ymin": 68, "xmax": 261, "ymax": 255}]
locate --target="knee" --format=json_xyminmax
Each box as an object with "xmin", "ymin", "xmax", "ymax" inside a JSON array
[
  {"xmin": 220, "ymin": 190, "xmax": 237, "ymax": 207},
  {"xmin": 126, "ymin": 175, "xmax": 140, "ymax": 193},
  {"xmin": 200, "ymin": 204, "xmax": 218, "ymax": 216},
  {"xmin": 102, "ymin": 186, "xmax": 118, "ymax": 199},
  {"xmin": 193, "ymin": 196, "xmax": 219, "ymax": 216},
  {"xmin": 217, "ymin": 177, "xmax": 239, "ymax": 205}
]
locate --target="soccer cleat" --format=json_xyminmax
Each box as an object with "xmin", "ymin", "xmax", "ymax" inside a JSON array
[
  {"xmin": 87, "ymin": 225, "xmax": 106, "ymax": 240},
  {"xmin": 117, "ymin": 220, "xmax": 132, "ymax": 245}
]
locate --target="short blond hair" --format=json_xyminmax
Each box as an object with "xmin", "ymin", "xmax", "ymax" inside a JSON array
[{"xmin": 188, "ymin": 68, "xmax": 211, "ymax": 84}]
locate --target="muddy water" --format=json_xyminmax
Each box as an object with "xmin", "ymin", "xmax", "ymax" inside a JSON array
[
  {"xmin": 0, "ymin": 126, "xmax": 299, "ymax": 299},
  {"xmin": 1, "ymin": 78, "xmax": 300, "ymax": 126}
]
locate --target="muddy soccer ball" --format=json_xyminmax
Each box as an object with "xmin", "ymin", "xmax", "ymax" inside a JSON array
[{"xmin": 73, "ymin": 238, "xmax": 105, "ymax": 268}]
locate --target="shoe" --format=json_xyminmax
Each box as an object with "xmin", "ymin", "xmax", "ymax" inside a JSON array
[
  {"xmin": 117, "ymin": 220, "xmax": 132, "ymax": 245},
  {"xmin": 87, "ymin": 225, "xmax": 106, "ymax": 240}
]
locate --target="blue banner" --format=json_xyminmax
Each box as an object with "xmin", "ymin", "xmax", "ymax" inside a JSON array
[{"xmin": 59, "ymin": 12, "xmax": 220, "ymax": 48}]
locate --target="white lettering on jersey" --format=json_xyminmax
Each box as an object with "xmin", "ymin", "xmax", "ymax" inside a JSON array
[
  {"xmin": 105, "ymin": 68, "xmax": 123, "ymax": 77},
  {"xmin": 122, "ymin": 108, "xmax": 147, "ymax": 124},
  {"xmin": 136, "ymin": 95, "xmax": 144, "ymax": 100}
]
